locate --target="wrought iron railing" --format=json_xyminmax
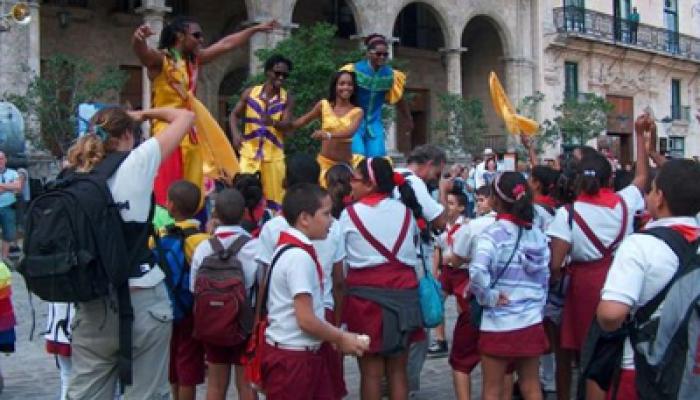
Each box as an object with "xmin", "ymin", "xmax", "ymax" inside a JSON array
[{"xmin": 553, "ymin": 6, "xmax": 700, "ymax": 62}]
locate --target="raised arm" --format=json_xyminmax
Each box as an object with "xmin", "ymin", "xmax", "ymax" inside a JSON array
[
  {"xmin": 520, "ymin": 134, "xmax": 538, "ymax": 169},
  {"xmin": 630, "ymin": 113, "xmax": 651, "ymax": 192},
  {"xmin": 198, "ymin": 21, "xmax": 277, "ymax": 65},
  {"xmin": 130, "ymin": 108, "xmax": 195, "ymax": 160},
  {"xmin": 131, "ymin": 24, "xmax": 163, "ymax": 74}
]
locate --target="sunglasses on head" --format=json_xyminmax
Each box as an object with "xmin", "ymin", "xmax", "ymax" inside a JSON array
[{"xmin": 273, "ymin": 71, "xmax": 290, "ymax": 78}]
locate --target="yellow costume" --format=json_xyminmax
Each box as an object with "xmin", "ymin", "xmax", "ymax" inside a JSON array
[
  {"xmin": 240, "ymin": 85, "xmax": 288, "ymax": 209},
  {"xmin": 317, "ymin": 99, "xmax": 362, "ymax": 187},
  {"xmin": 151, "ymin": 53, "xmax": 238, "ymax": 206}
]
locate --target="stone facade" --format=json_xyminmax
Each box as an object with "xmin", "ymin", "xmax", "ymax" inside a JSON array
[{"xmin": 1, "ymin": 0, "xmax": 698, "ymax": 161}]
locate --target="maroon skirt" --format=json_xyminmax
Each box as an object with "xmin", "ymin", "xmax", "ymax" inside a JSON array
[
  {"xmin": 343, "ymin": 263, "xmax": 425, "ymax": 355},
  {"xmin": 560, "ymin": 258, "xmax": 611, "ymax": 352},
  {"xmin": 478, "ymin": 323, "xmax": 549, "ymax": 358},
  {"xmin": 449, "ymin": 307, "xmax": 481, "ymax": 374}
]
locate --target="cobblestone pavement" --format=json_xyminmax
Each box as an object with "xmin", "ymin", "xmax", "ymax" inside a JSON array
[{"xmin": 2, "ymin": 271, "xmax": 559, "ymax": 399}]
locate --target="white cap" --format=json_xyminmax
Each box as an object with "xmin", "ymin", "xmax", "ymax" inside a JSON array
[{"xmin": 483, "ymin": 148, "xmax": 495, "ymax": 156}]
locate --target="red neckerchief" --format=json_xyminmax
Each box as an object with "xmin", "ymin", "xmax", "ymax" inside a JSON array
[
  {"xmin": 215, "ymin": 231, "xmax": 235, "ymax": 239},
  {"xmin": 446, "ymin": 221, "xmax": 462, "ymax": 247},
  {"xmin": 277, "ymin": 231, "xmax": 324, "ymax": 291},
  {"xmin": 576, "ymin": 188, "xmax": 621, "ymax": 209},
  {"xmin": 668, "ymin": 225, "xmax": 700, "ymax": 242},
  {"xmin": 535, "ymin": 195, "xmax": 557, "ymax": 209},
  {"xmin": 497, "ymin": 213, "xmax": 533, "ymax": 229},
  {"xmin": 358, "ymin": 193, "xmax": 388, "ymax": 207}
]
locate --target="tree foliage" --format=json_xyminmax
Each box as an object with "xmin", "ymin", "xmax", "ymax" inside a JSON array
[
  {"xmin": 542, "ymin": 93, "xmax": 614, "ymax": 146},
  {"xmin": 431, "ymin": 93, "xmax": 487, "ymax": 156},
  {"xmin": 231, "ymin": 23, "xmax": 363, "ymax": 155},
  {"xmin": 4, "ymin": 54, "xmax": 127, "ymax": 158}
]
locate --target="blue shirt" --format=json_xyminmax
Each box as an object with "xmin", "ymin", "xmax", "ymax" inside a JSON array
[{"xmin": 0, "ymin": 169, "xmax": 18, "ymax": 208}]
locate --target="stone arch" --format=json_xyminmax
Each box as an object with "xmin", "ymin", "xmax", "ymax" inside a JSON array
[
  {"xmin": 290, "ymin": 0, "xmax": 361, "ymax": 38},
  {"xmin": 460, "ymin": 11, "xmax": 513, "ymax": 59},
  {"xmin": 391, "ymin": 1, "xmax": 450, "ymax": 50},
  {"xmin": 461, "ymin": 15, "xmax": 508, "ymax": 147}
]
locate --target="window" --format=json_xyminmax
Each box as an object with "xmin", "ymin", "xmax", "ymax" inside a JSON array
[
  {"xmin": 671, "ymin": 79, "xmax": 681, "ymax": 120},
  {"xmin": 668, "ymin": 136, "xmax": 684, "ymax": 159},
  {"xmin": 664, "ymin": 0, "xmax": 679, "ymax": 53},
  {"xmin": 564, "ymin": 62, "xmax": 579, "ymax": 100}
]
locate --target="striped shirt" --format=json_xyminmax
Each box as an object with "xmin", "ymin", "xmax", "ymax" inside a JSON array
[{"xmin": 469, "ymin": 220, "xmax": 550, "ymax": 332}]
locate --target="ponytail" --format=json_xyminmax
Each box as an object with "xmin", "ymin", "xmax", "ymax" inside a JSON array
[
  {"xmin": 576, "ymin": 152, "xmax": 612, "ymax": 196},
  {"xmin": 67, "ymin": 107, "xmax": 133, "ymax": 172},
  {"xmin": 493, "ymin": 172, "xmax": 534, "ymax": 225},
  {"xmin": 325, "ymin": 163, "xmax": 353, "ymax": 219},
  {"xmin": 158, "ymin": 16, "xmax": 196, "ymax": 51}
]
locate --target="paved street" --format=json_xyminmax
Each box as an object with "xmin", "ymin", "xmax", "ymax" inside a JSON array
[{"xmin": 1, "ymin": 271, "xmax": 555, "ymax": 400}]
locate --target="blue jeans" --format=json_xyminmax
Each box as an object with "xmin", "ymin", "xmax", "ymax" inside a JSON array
[{"xmin": 0, "ymin": 205, "xmax": 17, "ymax": 242}]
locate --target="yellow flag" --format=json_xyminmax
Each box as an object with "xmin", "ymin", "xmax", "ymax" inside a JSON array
[{"xmin": 489, "ymin": 72, "xmax": 539, "ymax": 136}]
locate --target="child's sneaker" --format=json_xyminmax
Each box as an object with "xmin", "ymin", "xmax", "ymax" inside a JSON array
[{"xmin": 426, "ymin": 340, "xmax": 448, "ymax": 358}]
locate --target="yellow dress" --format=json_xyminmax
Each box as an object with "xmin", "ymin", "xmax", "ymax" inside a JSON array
[
  {"xmin": 151, "ymin": 54, "xmax": 238, "ymax": 206},
  {"xmin": 317, "ymin": 99, "xmax": 362, "ymax": 187},
  {"xmin": 240, "ymin": 85, "xmax": 288, "ymax": 209}
]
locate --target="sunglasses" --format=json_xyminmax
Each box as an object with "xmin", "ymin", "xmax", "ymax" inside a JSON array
[
  {"xmin": 273, "ymin": 71, "xmax": 290, "ymax": 78},
  {"xmin": 371, "ymin": 51, "xmax": 389, "ymax": 58},
  {"xmin": 190, "ymin": 31, "xmax": 203, "ymax": 39}
]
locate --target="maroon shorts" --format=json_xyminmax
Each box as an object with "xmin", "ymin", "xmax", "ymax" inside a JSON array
[
  {"xmin": 439, "ymin": 267, "xmax": 470, "ymax": 310},
  {"xmin": 322, "ymin": 309, "xmax": 347, "ymax": 399},
  {"xmin": 261, "ymin": 340, "xmax": 334, "ymax": 400},
  {"xmin": 168, "ymin": 314, "xmax": 205, "ymax": 386},
  {"xmin": 449, "ymin": 308, "xmax": 481, "ymax": 374},
  {"xmin": 606, "ymin": 369, "xmax": 637, "ymax": 400},
  {"xmin": 203, "ymin": 341, "xmax": 246, "ymax": 366},
  {"xmin": 343, "ymin": 263, "xmax": 425, "ymax": 355},
  {"xmin": 478, "ymin": 323, "xmax": 549, "ymax": 358}
]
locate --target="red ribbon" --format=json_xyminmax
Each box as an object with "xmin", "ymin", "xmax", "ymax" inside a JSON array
[{"xmin": 576, "ymin": 188, "xmax": 621, "ymax": 209}]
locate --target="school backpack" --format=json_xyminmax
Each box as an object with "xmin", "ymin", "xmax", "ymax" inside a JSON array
[
  {"xmin": 193, "ymin": 235, "xmax": 253, "ymax": 347},
  {"xmin": 630, "ymin": 227, "xmax": 700, "ymax": 400},
  {"xmin": 18, "ymin": 152, "xmax": 133, "ymax": 302},
  {"xmin": 153, "ymin": 224, "xmax": 199, "ymax": 321}
]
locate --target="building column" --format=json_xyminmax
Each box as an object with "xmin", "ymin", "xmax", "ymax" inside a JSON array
[
  {"xmin": 440, "ymin": 47, "xmax": 466, "ymax": 96},
  {"xmin": 136, "ymin": 0, "xmax": 170, "ymax": 115},
  {"xmin": 0, "ymin": 1, "xmax": 40, "ymax": 96},
  {"xmin": 247, "ymin": 21, "xmax": 296, "ymax": 74},
  {"xmin": 502, "ymin": 56, "xmax": 535, "ymax": 151}
]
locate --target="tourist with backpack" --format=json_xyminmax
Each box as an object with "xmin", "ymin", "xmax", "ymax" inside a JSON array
[
  {"xmin": 155, "ymin": 180, "xmax": 209, "ymax": 400},
  {"xmin": 51, "ymin": 106, "xmax": 194, "ymax": 399},
  {"xmin": 189, "ymin": 188, "xmax": 259, "ymax": 400},
  {"xmin": 259, "ymin": 183, "xmax": 368, "ymax": 399},
  {"xmin": 546, "ymin": 119, "xmax": 649, "ymax": 400},
  {"xmin": 597, "ymin": 159, "xmax": 700, "ymax": 400}
]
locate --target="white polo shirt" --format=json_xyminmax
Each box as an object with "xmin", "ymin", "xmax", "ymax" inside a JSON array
[
  {"xmin": 453, "ymin": 211, "xmax": 497, "ymax": 262},
  {"xmin": 189, "ymin": 225, "xmax": 260, "ymax": 296},
  {"xmin": 533, "ymin": 204, "xmax": 556, "ymax": 233},
  {"xmin": 105, "ymin": 138, "xmax": 164, "ymax": 288},
  {"xmin": 339, "ymin": 198, "xmax": 419, "ymax": 269},
  {"xmin": 265, "ymin": 227, "xmax": 325, "ymax": 347},
  {"xmin": 601, "ymin": 216, "xmax": 699, "ymax": 369},
  {"xmin": 435, "ymin": 215, "xmax": 468, "ymax": 266},
  {"xmin": 546, "ymin": 185, "xmax": 644, "ymax": 261},
  {"xmin": 256, "ymin": 215, "xmax": 344, "ymax": 310}
]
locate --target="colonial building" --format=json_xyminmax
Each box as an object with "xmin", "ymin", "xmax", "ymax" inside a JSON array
[{"xmin": 1, "ymin": 0, "xmax": 699, "ymax": 162}]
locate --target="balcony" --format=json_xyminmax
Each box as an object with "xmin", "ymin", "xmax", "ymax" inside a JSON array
[{"xmin": 553, "ymin": 6, "xmax": 700, "ymax": 62}]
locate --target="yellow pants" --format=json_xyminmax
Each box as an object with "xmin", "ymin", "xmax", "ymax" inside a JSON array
[{"xmin": 239, "ymin": 156, "xmax": 286, "ymax": 209}]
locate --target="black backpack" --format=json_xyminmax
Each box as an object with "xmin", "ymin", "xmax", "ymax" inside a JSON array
[{"xmin": 17, "ymin": 152, "xmax": 140, "ymax": 388}]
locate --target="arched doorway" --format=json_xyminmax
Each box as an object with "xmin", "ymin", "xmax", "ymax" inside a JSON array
[
  {"xmin": 292, "ymin": 0, "xmax": 358, "ymax": 39},
  {"xmin": 392, "ymin": 2, "xmax": 447, "ymax": 154},
  {"xmin": 461, "ymin": 16, "xmax": 506, "ymax": 152},
  {"xmin": 218, "ymin": 67, "xmax": 249, "ymax": 137}
]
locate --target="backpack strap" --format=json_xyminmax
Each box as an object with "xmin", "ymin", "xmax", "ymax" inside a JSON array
[
  {"xmin": 571, "ymin": 198, "xmax": 628, "ymax": 257},
  {"xmin": 259, "ymin": 244, "xmax": 298, "ymax": 318},
  {"xmin": 92, "ymin": 151, "xmax": 130, "ymax": 180},
  {"xmin": 224, "ymin": 235, "xmax": 250, "ymax": 256},
  {"xmin": 347, "ymin": 204, "xmax": 411, "ymax": 264},
  {"xmin": 635, "ymin": 227, "xmax": 699, "ymax": 324}
]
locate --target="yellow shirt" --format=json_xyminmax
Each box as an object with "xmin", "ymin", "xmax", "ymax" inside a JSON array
[
  {"xmin": 241, "ymin": 85, "xmax": 288, "ymax": 161},
  {"xmin": 320, "ymin": 99, "xmax": 363, "ymax": 143},
  {"xmin": 153, "ymin": 219, "xmax": 209, "ymax": 265}
]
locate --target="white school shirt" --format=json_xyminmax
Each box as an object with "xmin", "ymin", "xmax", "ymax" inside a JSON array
[
  {"xmin": 339, "ymin": 197, "xmax": 420, "ymax": 269},
  {"xmin": 435, "ymin": 215, "xmax": 468, "ymax": 267},
  {"xmin": 601, "ymin": 216, "xmax": 700, "ymax": 370},
  {"xmin": 546, "ymin": 185, "xmax": 644, "ymax": 261},
  {"xmin": 105, "ymin": 138, "xmax": 164, "ymax": 288},
  {"xmin": 452, "ymin": 211, "xmax": 497, "ymax": 262},
  {"xmin": 189, "ymin": 225, "xmax": 260, "ymax": 296},
  {"xmin": 533, "ymin": 204, "xmax": 556, "ymax": 233},
  {"xmin": 256, "ymin": 215, "xmax": 344, "ymax": 310},
  {"xmin": 265, "ymin": 227, "xmax": 325, "ymax": 347}
]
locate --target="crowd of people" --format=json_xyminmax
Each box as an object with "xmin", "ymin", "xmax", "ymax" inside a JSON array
[{"xmin": 2, "ymin": 13, "xmax": 699, "ymax": 400}]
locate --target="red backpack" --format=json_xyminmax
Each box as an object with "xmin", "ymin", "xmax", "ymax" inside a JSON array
[{"xmin": 193, "ymin": 235, "xmax": 253, "ymax": 347}]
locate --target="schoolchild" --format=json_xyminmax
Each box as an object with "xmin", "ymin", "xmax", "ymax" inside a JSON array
[
  {"xmin": 231, "ymin": 172, "xmax": 273, "ymax": 237},
  {"xmin": 161, "ymin": 180, "xmax": 209, "ymax": 400},
  {"xmin": 597, "ymin": 159, "xmax": 700, "ymax": 400},
  {"xmin": 189, "ymin": 189, "xmax": 259, "ymax": 400},
  {"xmin": 546, "ymin": 123, "xmax": 648, "ymax": 399},
  {"xmin": 340, "ymin": 157, "xmax": 427, "ymax": 400},
  {"xmin": 429, "ymin": 190, "xmax": 469, "ymax": 357},
  {"xmin": 261, "ymin": 183, "xmax": 368, "ymax": 399},
  {"xmin": 469, "ymin": 172, "xmax": 551, "ymax": 400}
]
